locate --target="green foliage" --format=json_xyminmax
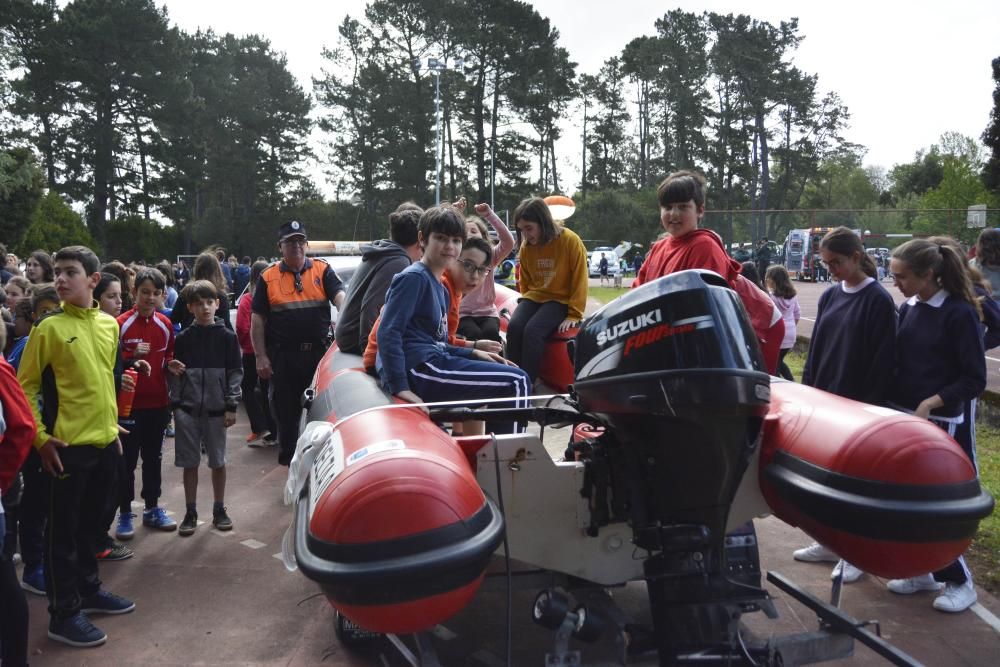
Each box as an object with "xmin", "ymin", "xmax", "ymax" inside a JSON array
[
  {"xmin": 984, "ymin": 56, "xmax": 1000, "ymax": 193},
  {"xmin": 103, "ymin": 215, "xmax": 179, "ymax": 263},
  {"xmin": 968, "ymin": 421, "xmax": 1000, "ymax": 594},
  {"xmin": 0, "ymin": 147, "xmax": 45, "ymax": 249},
  {"xmin": 572, "ymin": 188, "xmax": 659, "ymax": 249},
  {"xmin": 18, "ymin": 190, "xmax": 93, "ymax": 253},
  {"xmin": 907, "ymin": 133, "xmax": 998, "ymax": 244}
]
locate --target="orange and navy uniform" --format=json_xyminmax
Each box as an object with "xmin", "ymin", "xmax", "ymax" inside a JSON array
[{"xmin": 251, "ymin": 257, "xmax": 343, "ymax": 347}]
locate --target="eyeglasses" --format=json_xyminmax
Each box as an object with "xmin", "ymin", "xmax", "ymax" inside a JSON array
[
  {"xmin": 458, "ymin": 259, "xmax": 490, "ymax": 277},
  {"xmin": 293, "ymin": 274, "xmax": 303, "ymax": 293},
  {"xmin": 282, "ymin": 238, "xmax": 306, "ymax": 247}
]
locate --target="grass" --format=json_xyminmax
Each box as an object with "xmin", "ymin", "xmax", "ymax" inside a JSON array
[
  {"xmin": 577, "ymin": 310, "xmax": 1000, "ymax": 595},
  {"xmin": 588, "ymin": 286, "xmax": 629, "ymax": 305}
]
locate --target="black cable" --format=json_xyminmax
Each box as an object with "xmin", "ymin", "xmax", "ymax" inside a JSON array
[{"xmin": 491, "ymin": 434, "xmax": 512, "ymax": 667}]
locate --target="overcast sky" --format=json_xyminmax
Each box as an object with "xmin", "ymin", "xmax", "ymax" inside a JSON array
[{"xmin": 157, "ymin": 0, "xmax": 999, "ymax": 197}]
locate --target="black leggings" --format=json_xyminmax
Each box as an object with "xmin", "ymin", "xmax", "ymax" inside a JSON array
[
  {"xmin": 457, "ymin": 315, "xmax": 501, "ymax": 343},
  {"xmin": 777, "ymin": 348, "xmax": 794, "ymax": 381},
  {"xmin": 506, "ymin": 300, "xmax": 568, "ymax": 384}
]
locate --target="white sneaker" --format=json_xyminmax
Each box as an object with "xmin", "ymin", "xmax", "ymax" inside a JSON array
[
  {"xmin": 831, "ymin": 560, "xmax": 864, "ymax": 584},
  {"xmin": 793, "ymin": 542, "xmax": 839, "ymax": 563},
  {"xmin": 933, "ymin": 580, "xmax": 977, "ymax": 613},
  {"xmin": 887, "ymin": 574, "xmax": 944, "ymax": 595}
]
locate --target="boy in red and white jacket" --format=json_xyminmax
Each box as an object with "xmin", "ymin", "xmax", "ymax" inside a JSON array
[{"xmin": 114, "ymin": 267, "xmax": 177, "ymax": 537}]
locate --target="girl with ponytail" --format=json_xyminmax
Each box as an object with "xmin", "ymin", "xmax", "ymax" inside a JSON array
[
  {"xmin": 793, "ymin": 226, "xmax": 898, "ymax": 583},
  {"xmin": 883, "ymin": 237, "xmax": 987, "ymax": 613}
]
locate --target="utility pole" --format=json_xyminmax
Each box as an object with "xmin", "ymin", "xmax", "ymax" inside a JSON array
[
  {"xmin": 414, "ymin": 56, "xmax": 472, "ymax": 206},
  {"xmin": 581, "ymin": 97, "xmax": 588, "ymax": 200}
]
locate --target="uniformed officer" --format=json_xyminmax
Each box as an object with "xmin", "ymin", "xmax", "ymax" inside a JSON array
[{"xmin": 250, "ymin": 221, "xmax": 345, "ymax": 465}]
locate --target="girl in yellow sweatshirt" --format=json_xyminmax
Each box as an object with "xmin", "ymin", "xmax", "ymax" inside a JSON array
[{"xmin": 508, "ymin": 197, "xmax": 589, "ymax": 383}]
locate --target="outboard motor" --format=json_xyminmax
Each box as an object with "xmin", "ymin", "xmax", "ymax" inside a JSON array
[{"xmin": 572, "ymin": 270, "xmax": 772, "ymax": 663}]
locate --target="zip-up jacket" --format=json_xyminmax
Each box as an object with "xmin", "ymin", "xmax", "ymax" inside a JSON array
[
  {"xmin": 1, "ymin": 356, "xmax": 36, "ymax": 491},
  {"xmin": 169, "ymin": 319, "xmax": 242, "ymax": 416},
  {"xmin": 117, "ymin": 307, "xmax": 174, "ymax": 409},
  {"xmin": 17, "ymin": 301, "xmax": 120, "ymax": 449}
]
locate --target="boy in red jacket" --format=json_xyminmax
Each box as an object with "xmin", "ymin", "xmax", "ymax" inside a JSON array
[
  {"xmin": 114, "ymin": 268, "xmax": 177, "ymax": 538},
  {"xmin": 1, "ymin": 323, "xmax": 36, "ymax": 666}
]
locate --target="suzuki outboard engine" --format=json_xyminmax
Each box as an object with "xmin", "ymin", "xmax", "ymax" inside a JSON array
[{"xmin": 573, "ymin": 270, "xmax": 772, "ymax": 663}]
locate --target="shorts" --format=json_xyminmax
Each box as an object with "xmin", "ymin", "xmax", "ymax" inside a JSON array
[{"xmin": 173, "ymin": 409, "xmax": 227, "ymax": 469}]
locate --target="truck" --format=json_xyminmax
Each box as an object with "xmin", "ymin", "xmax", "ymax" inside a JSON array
[
  {"xmin": 782, "ymin": 227, "xmax": 871, "ymax": 281},
  {"xmin": 782, "ymin": 228, "xmax": 836, "ymax": 281}
]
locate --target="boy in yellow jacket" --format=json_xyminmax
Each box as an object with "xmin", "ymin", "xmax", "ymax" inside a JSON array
[{"xmin": 18, "ymin": 245, "xmax": 135, "ymax": 648}]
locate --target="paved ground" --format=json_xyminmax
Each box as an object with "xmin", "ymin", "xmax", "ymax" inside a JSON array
[
  {"xmin": 15, "ymin": 410, "xmax": 1000, "ymax": 666},
  {"xmin": 12, "ymin": 279, "xmax": 1000, "ymax": 665}
]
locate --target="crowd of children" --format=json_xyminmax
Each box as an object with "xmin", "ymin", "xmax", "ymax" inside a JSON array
[
  {"xmin": 0, "ymin": 246, "xmax": 244, "ymax": 654},
  {"xmin": 2, "ymin": 176, "xmax": 999, "ymax": 662}
]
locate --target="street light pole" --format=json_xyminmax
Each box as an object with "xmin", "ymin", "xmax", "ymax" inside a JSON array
[
  {"xmin": 416, "ymin": 56, "xmax": 471, "ymax": 207},
  {"xmin": 433, "ymin": 69, "xmax": 442, "ymax": 205}
]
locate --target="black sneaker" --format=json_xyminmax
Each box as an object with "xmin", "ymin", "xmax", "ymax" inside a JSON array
[
  {"xmin": 48, "ymin": 612, "xmax": 107, "ymax": 647},
  {"xmin": 178, "ymin": 510, "xmax": 198, "ymax": 536},
  {"xmin": 80, "ymin": 590, "xmax": 136, "ymax": 615},
  {"xmin": 213, "ymin": 507, "xmax": 233, "ymax": 531},
  {"xmin": 96, "ymin": 542, "xmax": 134, "ymax": 561}
]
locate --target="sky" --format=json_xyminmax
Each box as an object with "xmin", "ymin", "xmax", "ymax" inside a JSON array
[{"xmin": 155, "ymin": 0, "xmax": 999, "ymax": 198}]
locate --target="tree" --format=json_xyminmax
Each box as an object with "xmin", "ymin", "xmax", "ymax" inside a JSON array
[
  {"xmin": 103, "ymin": 215, "xmax": 179, "ymax": 262},
  {"xmin": 911, "ymin": 133, "xmax": 998, "ymax": 242},
  {"xmin": 3, "ymin": 0, "xmax": 77, "ymax": 191},
  {"xmin": 887, "ymin": 148, "xmax": 944, "ymax": 207},
  {"xmin": 0, "ymin": 147, "xmax": 45, "ymax": 250},
  {"xmin": 580, "ymin": 58, "xmax": 632, "ymax": 192},
  {"xmin": 650, "ymin": 10, "xmax": 711, "ymax": 174},
  {"xmin": 19, "ymin": 190, "xmax": 94, "ymax": 253},
  {"xmin": 55, "ymin": 0, "xmax": 185, "ymax": 248},
  {"xmin": 157, "ymin": 30, "xmax": 313, "ymax": 256},
  {"xmin": 982, "ymin": 56, "xmax": 1000, "ymax": 193},
  {"xmin": 572, "ymin": 189, "xmax": 659, "ymax": 250}
]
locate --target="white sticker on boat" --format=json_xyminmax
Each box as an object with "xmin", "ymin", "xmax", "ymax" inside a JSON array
[
  {"xmin": 310, "ymin": 431, "xmax": 345, "ymax": 514},
  {"xmin": 347, "ymin": 439, "xmax": 406, "ymax": 466}
]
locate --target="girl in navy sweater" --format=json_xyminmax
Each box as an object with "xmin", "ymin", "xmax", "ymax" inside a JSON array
[
  {"xmin": 376, "ymin": 205, "xmax": 531, "ymax": 429},
  {"xmin": 884, "ymin": 237, "xmax": 986, "ymax": 613},
  {"xmin": 794, "ymin": 227, "xmax": 897, "ymax": 584}
]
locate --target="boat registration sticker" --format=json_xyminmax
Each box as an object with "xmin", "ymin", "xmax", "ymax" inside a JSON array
[{"xmin": 347, "ymin": 439, "xmax": 406, "ymax": 466}]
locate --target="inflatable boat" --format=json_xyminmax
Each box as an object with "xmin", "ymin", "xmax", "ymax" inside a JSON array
[{"xmin": 285, "ymin": 269, "xmax": 994, "ymax": 664}]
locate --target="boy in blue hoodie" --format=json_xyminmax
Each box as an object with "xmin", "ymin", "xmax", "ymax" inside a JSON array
[{"xmin": 376, "ymin": 205, "xmax": 530, "ymax": 425}]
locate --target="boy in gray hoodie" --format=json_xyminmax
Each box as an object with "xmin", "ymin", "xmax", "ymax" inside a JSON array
[
  {"xmin": 335, "ymin": 203, "xmax": 422, "ymax": 355},
  {"xmin": 167, "ymin": 280, "xmax": 242, "ymax": 536}
]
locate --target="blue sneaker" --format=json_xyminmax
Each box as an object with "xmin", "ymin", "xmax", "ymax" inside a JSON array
[
  {"xmin": 48, "ymin": 612, "xmax": 107, "ymax": 647},
  {"xmin": 142, "ymin": 506, "xmax": 177, "ymax": 531},
  {"xmin": 21, "ymin": 564, "xmax": 46, "ymax": 596},
  {"xmin": 80, "ymin": 589, "xmax": 136, "ymax": 615},
  {"xmin": 116, "ymin": 512, "xmax": 135, "ymax": 540}
]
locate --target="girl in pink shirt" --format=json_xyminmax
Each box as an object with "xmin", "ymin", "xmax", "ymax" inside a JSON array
[{"xmin": 457, "ymin": 203, "xmax": 515, "ymax": 344}]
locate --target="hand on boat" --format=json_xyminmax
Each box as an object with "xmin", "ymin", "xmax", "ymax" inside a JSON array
[
  {"xmin": 557, "ymin": 318, "xmax": 579, "ymax": 333},
  {"xmin": 395, "ymin": 390, "xmax": 428, "ymax": 413}
]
